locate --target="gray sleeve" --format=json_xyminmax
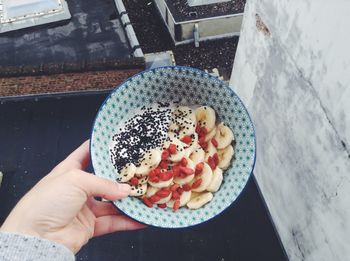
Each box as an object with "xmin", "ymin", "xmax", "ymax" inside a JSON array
[{"xmin": 0, "ymin": 232, "xmax": 75, "ymax": 261}]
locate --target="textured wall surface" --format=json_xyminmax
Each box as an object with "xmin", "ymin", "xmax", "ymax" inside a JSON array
[{"xmin": 230, "ymin": 1, "xmax": 350, "ymax": 260}]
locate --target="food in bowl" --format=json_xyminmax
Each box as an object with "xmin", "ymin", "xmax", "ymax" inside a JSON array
[{"xmin": 110, "ymin": 102, "xmax": 235, "ymax": 211}]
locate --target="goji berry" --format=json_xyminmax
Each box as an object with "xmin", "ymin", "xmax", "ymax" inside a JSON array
[
  {"xmin": 177, "ymin": 187, "xmax": 184, "ymax": 194},
  {"xmin": 213, "ymin": 153, "xmax": 219, "ymax": 165},
  {"xmin": 149, "ymin": 194, "xmax": 161, "ymax": 203},
  {"xmin": 198, "ymin": 136, "xmax": 205, "ymax": 145},
  {"xmin": 168, "ymin": 143, "xmax": 177, "ymax": 154},
  {"xmin": 159, "ymin": 161, "xmax": 168, "ymax": 169},
  {"xmin": 201, "ymin": 142, "xmax": 208, "ymax": 150},
  {"xmin": 172, "ymin": 191, "xmax": 180, "ymax": 200},
  {"xmin": 170, "ymin": 184, "xmax": 179, "ymax": 192},
  {"xmin": 173, "ymin": 200, "xmax": 180, "ymax": 212},
  {"xmin": 156, "ymin": 189, "xmax": 171, "ymax": 198},
  {"xmin": 182, "ymin": 184, "xmax": 192, "ymax": 191},
  {"xmin": 192, "ymin": 178, "xmax": 202, "ymax": 189},
  {"xmin": 195, "ymin": 125, "xmax": 201, "ymax": 134},
  {"xmin": 130, "ymin": 177, "xmax": 139, "ymax": 186},
  {"xmin": 158, "ymin": 203, "xmax": 167, "ymax": 209},
  {"xmin": 159, "ymin": 171, "xmax": 172, "ymax": 181},
  {"xmin": 200, "ymin": 127, "xmax": 208, "ymax": 137},
  {"xmin": 161, "ymin": 149, "xmax": 169, "ymax": 160},
  {"xmin": 211, "ymin": 138, "xmax": 218, "ymax": 148},
  {"xmin": 172, "ymin": 165, "xmax": 180, "ymax": 177},
  {"xmin": 179, "ymin": 166, "xmax": 194, "ymax": 176},
  {"xmin": 143, "ymin": 197, "xmax": 153, "ymax": 208},
  {"xmin": 180, "ymin": 157, "xmax": 188, "ymax": 166},
  {"xmin": 149, "ymin": 170, "xmax": 157, "ymax": 178},
  {"xmin": 195, "ymin": 162, "xmax": 204, "ymax": 175},
  {"xmin": 181, "ymin": 135, "xmax": 192, "ymax": 144},
  {"xmin": 208, "ymin": 156, "xmax": 216, "ymax": 170},
  {"xmin": 149, "ymin": 176, "xmax": 159, "ymax": 183}
]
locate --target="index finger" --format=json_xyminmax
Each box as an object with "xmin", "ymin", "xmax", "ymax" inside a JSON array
[{"xmin": 53, "ymin": 140, "xmax": 90, "ymax": 173}]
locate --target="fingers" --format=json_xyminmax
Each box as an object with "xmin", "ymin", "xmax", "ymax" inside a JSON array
[
  {"xmin": 53, "ymin": 140, "xmax": 90, "ymax": 173},
  {"xmin": 72, "ymin": 170, "xmax": 131, "ymax": 201},
  {"xmin": 93, "ymin": 215, "xmax": 146, "ymax": 237},
  {"xmin": 87, "ymin": 198, "xmax": 120, "ymax": 217}
]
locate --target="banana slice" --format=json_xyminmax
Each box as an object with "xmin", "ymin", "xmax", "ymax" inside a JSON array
[
  {"xmin": 146, "ymin": 186, "xmax": 158, "ymax": 197},
  {"xmin": 183, "ymin": 133, "xmax": 199, "ymax": 158},
  {"xmin": 206, "ymin": 168, "xmax": 223, "ymax": 192},
  {"xmin": 173, "ymin": 158, "xmax": 195, "ymax": 185},
  {"xmin": 204, "ymin": 141, "xmax": 217, "ymax": 161},
  {"xmin": 191, "ymin": 162, "xmax": 213, "ymax": 192},
  {"xmin": 190, "ymin": 191, "xmax": 201, "ymax": 200},
  {"xmin": 167, "ymin": 190, "xmax": 192, "ymax": 208},
  {"xmin": 163, "ymin": 137, "xmax": 186, "ymax": 162},
  {"xmin": 148, "ymin": 177, "xmax": 174, "ymax": 188},
  {"xmin": 195, "ymin": 106, "xmax": 216, "ymax": 132},
  {"xmin": 130, "ymin": 183, "xmax": 147, "ymax": 197},
  {"xmin": 116, "ymin": 163, "xmax": 136, "ymax": 182},
  {"xmin": 135, "ymin": 149, "xmax": 162, "ymax": 177},
  {"xmin": 217, "ymin": 145, "xmax": 234, "ymax": 170},
  {"xmin": 204, "ymin": 126, "xmax": 217, "ymax": 142},
  {"xmin": 190, "ymin": 147, "xmax": 205, "ymax": 165},
  {"xmin": 214, "ymin": 122, "xmax": 234, "ymax": 149},
  {"xmin": 138, "ymin": 175, "xmax": 149, "ymax": 185},
  {"xmin": 187, "ymin": 192, "xmax": 213, "ymax": 209}
]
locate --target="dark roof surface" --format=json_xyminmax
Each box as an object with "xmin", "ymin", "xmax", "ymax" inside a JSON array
[
  {"xmin": 164, "ymin": 0, "xmax": 245, "ymax": 22},
  {"xmin": 0, "ymin": 0, "xmax": 132, "ymax": 67},
  {"xmin": 0, "ymin": 93, "xmax": 286, "ymax": 261}
]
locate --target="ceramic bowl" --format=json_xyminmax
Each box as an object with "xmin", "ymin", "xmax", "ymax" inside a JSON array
[{"xmin": 90, "ymin": 66, "xmax": 256, "ymax": 228}]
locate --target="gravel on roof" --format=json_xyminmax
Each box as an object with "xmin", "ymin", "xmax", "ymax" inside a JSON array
[{"xmin": 165, "ymin": 0, "xmax": 245, "ymax": 22}]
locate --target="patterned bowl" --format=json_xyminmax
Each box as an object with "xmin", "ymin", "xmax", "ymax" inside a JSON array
[{"xmin": 90, "ymin": 66, "xmax": 256, "ymax": 228}]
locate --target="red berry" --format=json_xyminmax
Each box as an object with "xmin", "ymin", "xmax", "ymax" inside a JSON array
[
  {"xmin": 198, "ymin": 136, "xmax": 205, "ymax": 145},
  {"xmin": 213, "ymin": 153, "xmax": 219, "ymax": 165},
  {"xmin": 156, "ymin": 189, "xmax": 171, "ymax": 198},
  {"xmin": 161, "ymin": 150, "xmax": 169, "ymax": 160},
  {"xmin": 158, "ymin": 203, "xmax": 167, "ymax": 209},
  {"xmin": 143, "ymin": 197, "xmax": 153, "ymax": 208},
  {"xmin": 208, "ymin": 156, "xmax": 216, "ymax": 170},
  {"xmin": 177, "ymin": 187, "xmax": 184, "ymax": 194},
  {"xmin": 149, "ymin": 176, "xmax": 159, "ymax": 183},
  {"xmin": 201, "ymin": 142, "xmax": 208, "ymax": 150},
  {"xmin": 172, "ymin": 191, "xmax": 180, "ymax": 200},
  {"xmin": 181, "ymin": 135, "xmax": 192, "ymax": 144},
  {"xmin": 180, "ymin": 157, "xmax": 188, "ymax": 167},
  {"xmin": 192, "ymin": 178, "xmax": 202, "ymax": 189},
  {"xmin": 182, "ymin": 184, "xmax": 192, "ymax": 191},
  {"xmin": 179, "ymin": 166, "xmax": 194, "ymax": 176},
  {"xmin": 159, "ymin": 171, "xmax": 172, "ymax": 181},
  {"xmin": 170, "ymin": 184, "xmax": 180, "ymax": 192},
  {"xmin": 149, "ymin": 195, "xmax": 161, "ymax": 203},
  {"xmin": 195, "ymin": 125, "xmax": 201, "ymax": 134},
  {"xmin": 173, "ymin": 200, "xmax": 180, "ymax": 212},
  {"xmin": 200, "ymin": 127, "xmax": 208, "ymax": 137},
  {"xmin": 211, "ymin": 138, "xmax": 218, "ymax": 148},
  {"xmin": 159, "ymin": 161, "xmax": 168, "ymax": 169},
  {"xmin": 130, "ymin": 177, "xmax": 139, "ymax": 186},
  {"xmin": 195, "ymin": 162, "xmax": 204, "ymax": 175},
  {"xmin": 168, "ymin": 143, "xmax": 177, "ymax": 154}
]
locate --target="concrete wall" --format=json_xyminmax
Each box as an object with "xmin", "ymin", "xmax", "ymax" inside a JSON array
[
  {"xmin": 180, "ymin": 15, "xmax": 242, "ymax": 41},
  {"xmin": 230, "ymin": 1, "xmax": 350, "ymax": 260}
]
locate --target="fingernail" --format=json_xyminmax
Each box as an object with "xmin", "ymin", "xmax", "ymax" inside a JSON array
[{"xmin": 118, "ymin": 183, "xmax": 131, "ymax": 195}]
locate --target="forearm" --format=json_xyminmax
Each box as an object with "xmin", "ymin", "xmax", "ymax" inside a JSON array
[{"xmin": 0, "ymin": 232, "xmax": 74, "ymax": 261}]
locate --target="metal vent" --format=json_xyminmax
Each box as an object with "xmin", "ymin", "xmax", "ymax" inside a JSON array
[{"xmin": 187, "ymin": 0, "xmax": 230, "ymax": 7}]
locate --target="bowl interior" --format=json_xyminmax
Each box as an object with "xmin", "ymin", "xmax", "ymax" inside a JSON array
[{"xmin": 91, "ymin": 66, "xmax": 256, "ymax": 228}]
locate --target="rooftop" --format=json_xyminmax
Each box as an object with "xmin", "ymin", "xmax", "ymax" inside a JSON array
[
  {"xmin": 164, "ymin": 0, "xmax": 245, "ymax": 22},
  {"xmin": 0, "ymin": 0, "xmax": 132, "ymax": 67}
]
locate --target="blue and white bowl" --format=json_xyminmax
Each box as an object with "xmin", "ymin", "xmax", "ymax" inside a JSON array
[{"xmin": 90, "ymin": 66, "xmax": 256, "ymax": 228}]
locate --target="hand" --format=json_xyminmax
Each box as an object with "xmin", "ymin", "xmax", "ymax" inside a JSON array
[{"xmin": 0, "ymin": 140, "xmax": 145, "ymax": 253}]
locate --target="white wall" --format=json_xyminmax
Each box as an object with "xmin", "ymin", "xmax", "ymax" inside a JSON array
[{"xmin": 230, "ymin": 1, "xmax": 350, "ymax": 260}]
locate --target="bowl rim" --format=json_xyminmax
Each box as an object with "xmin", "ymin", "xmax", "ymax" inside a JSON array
[{"xmin": 90, "ymin": 65, "xmax": 257, "ymax": 228}]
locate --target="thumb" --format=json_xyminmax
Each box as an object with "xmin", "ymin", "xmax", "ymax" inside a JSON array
[{"xmin": 70, "ymin": 170, "xmax": 131, "ymax": 201}]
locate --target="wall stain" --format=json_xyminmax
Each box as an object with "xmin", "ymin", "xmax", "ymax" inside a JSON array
[{"xmin": 255, "ymin": 13, "xmax": 271, "ymax": 36}]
